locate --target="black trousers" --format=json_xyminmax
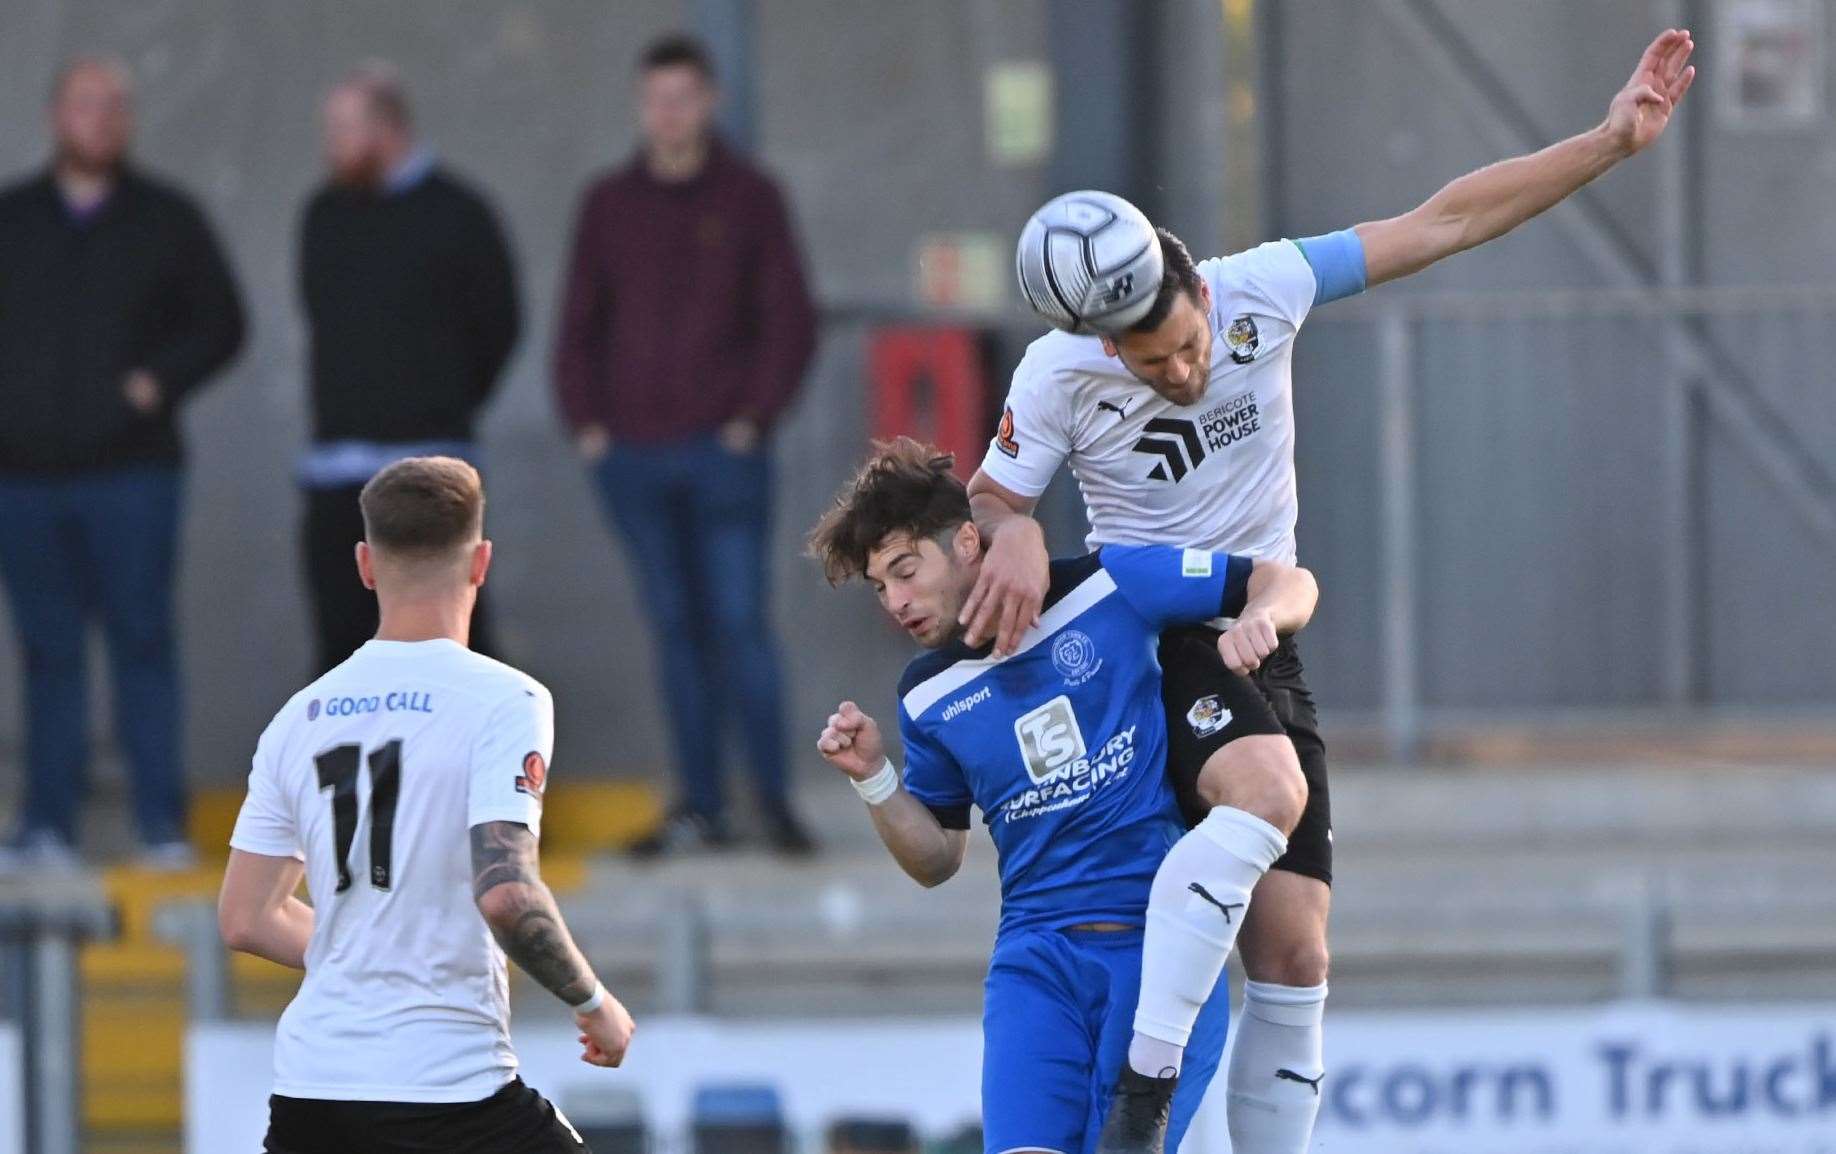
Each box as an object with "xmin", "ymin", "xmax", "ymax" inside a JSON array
[
  {"xmin": 265, "ymin": 1078, "xmax": 589, "ymax": 1153},
  {"xmin": 302, "ymin": 483, "xmax": 496, "ymax": 674}
]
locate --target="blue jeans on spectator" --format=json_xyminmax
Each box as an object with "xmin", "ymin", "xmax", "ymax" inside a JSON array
[
  {"xmin": 0, "ymin": 466, "xmax": 187, "ymax": 846},
  {"xmin": 590, "ymin": 436, "xmax": 789, "ymax": 821}
]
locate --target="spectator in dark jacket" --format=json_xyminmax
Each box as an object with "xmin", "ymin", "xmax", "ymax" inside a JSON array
[
  {"xmin": 0, "ymin": 56, "xmax": 245, "ymax": 869},
  {"xmin": 554, "ymin": 35, "xmax": 818, "ymax": 857},
  {"xmin": 298, "ymin": 62, "xmax": 520, "ymax": 675}
]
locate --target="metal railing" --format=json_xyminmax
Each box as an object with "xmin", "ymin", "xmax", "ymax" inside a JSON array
[
  {"xmin": 1322, "ymin": 287, "xmax": 1836, "ymax": 758},
  {"xmin": 0, "ymin": 878, "xmax": 115, "ymax": 1154},
  {"xmin": 814, "ymin": 286, "xmax": 1836, "ymax": 759}
]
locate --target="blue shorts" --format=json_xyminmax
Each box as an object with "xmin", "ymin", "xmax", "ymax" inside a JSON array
[{"xmin": 981, "ymin": 926, "xmax": 1230, "ymax": 1154}]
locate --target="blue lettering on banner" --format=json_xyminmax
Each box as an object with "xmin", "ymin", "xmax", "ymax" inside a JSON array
[
  {"xmin": 1599, "ymin": 1032, "xmax": 1836, "ymax": 1121},
  {"xmin": 1328, "ymin": 1062, "xmax": 1555, "ymax": 1129}
]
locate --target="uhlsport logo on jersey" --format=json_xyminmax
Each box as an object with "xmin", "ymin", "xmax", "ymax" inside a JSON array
[
  {"xmin": 1186, "ymin": 694, "xmax": 1233, "ymax": 738},
  {"xmin": 1013, "ymin": 696, "xmax": 1086, "ymax": 784},
  {"xmin": 1008, "ymin": 697, "xmax": 1140, "ymax": 822},
  {"xmin": 1130, "ymin": 387, "xmax": 1264, "ymax": 482},
  {"xmin": 1050, "ymin": 629, "xmax": 1103, "ymax": 686},
  {"xmin": 942, "ymin": 685, "xmax": 992, "ymax": 722}
]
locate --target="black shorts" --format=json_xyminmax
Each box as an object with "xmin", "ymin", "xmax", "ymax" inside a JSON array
[
  {"xmin": 264, "ymin": 1078, "xmax": 589, "ymax": 1154},
  {"xmin": 1158, "ymin": 626, "xmax": 1333, "ymax": 886}
]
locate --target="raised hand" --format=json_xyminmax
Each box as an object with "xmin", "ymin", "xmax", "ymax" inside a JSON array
[
  {"xmin": 818, "ymin": 701, "xmax": 887, "ymax": 780},
  {"xmin": 959, "ymin": 516, "xmax": 1049, "ymax": 655},
  {"xmin": 1605, "ymin": 28, "xmax": 1696, "ymax": 156}
]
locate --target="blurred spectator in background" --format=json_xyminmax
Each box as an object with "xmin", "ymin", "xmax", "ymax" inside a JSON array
[
  {"xmin": 0, "ymin": 56, "xmax": 244, "ymax": 870},
  {"xmin": 555, "ymin": 35, "xmax": 817, "ymax": 857},
  {"xmin": 298, "ymin": 62, "xmax": 519, "ymax": 674}
]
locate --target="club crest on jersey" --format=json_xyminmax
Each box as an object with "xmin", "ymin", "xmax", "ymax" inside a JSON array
[
  {"xmin": 1224, "ymin": 314, "xmax": 1260, "ymax": 364},
  {"xmin": 516, "ymin": 751, "xmax": 548, "ymax": 798},
  {"xmin": 1050, "ymin": 629, "xmax": 1103, "ymax": 687},
  {"xmin": 1186, "ymin": 694, "xmax": 1233, "ymax": 738},
  {"xmin": 996, "ymin": 406, "xmax": 1020, "ymax": 458}
]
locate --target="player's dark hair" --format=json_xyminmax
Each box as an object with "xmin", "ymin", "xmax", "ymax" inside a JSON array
[
  {"xmin": 807, "ymin": 438, "xmax": 972, "ymax": 585},
  {"xmin": 360, "ymin": 456, "xmax": 484, "ymax": 557},
  {"xmin": 641, "ymin": 33, "xmax": 717, "ymax": 81},
  {"xmin": 1127, "ymin": 228, "xmax": 1203, "ymax": 334}
]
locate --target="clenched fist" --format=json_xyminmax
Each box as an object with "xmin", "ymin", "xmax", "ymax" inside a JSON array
[
  {"xmin": 818, "ymin": 701, "xmax": 886, "ymax": 780},
  {"xmin": 1218, "ymin": 609, "xmax": 1280, "ymax": 675}
]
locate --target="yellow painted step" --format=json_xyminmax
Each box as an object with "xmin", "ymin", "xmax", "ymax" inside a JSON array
[
  {"xmin": 84, "ymin": 998, "xmax": 185, "ymax": 1081},
  {"xmin": 98, "ymin": 864, "xmax": 222, "ymax": 942},
  {"xmin": 190, "ymin": 780, "xmax": 661, "ymax": 860},
  {"xmin": 84, "ymin": 940, "xmax": 186, "ymax": 986},
  {"xmin": 85, "ymin": 1082, "xmax": 182, "ymax": 1132}
]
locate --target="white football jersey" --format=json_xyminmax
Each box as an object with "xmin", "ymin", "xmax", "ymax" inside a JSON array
[
  {"xmin": 981, "ymin": 240, "xmax": 1322, "ymax": 564},
  {"xmin": 230, "ymin": 638, "xmax": 554, "ymax": 1103}
]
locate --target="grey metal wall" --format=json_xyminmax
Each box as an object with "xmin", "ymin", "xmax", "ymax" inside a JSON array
[{"xmin": 1270, "ymin": 0, "xmax": 1836, "ymax": 713}]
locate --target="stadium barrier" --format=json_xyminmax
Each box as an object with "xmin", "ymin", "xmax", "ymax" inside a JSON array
[
  {"xmin": 0, "ymin": 876, "xmax": 115, "ymax": 1154},
  {"xmin": 0, "ymin": 1025, "xmax": 20, "ymax": 1154},
  {"xmin": 187, "ymin": 1001, "xmax": 1836, "ymax": 1153}
]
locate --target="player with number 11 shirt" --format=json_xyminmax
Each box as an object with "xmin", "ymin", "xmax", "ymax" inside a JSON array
[{"xmin": 218, "ymin": 457, "xmax": 632, "ymax": 1154}]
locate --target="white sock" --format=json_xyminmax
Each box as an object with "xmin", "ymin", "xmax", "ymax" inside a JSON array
[
  {"xmin": 1129, "ymin": 807, "xmax": 1286, "ymax": 1075},
  {"xmin": 1226, "ymin": 981, "xmax": 1327, "ymax": 1154},
  {"xmin": 1126, "ymin": 1032, "xmax": 1184, "ymax": 1079}
]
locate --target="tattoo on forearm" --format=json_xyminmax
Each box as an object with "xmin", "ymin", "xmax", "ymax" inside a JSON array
[{"xmin": 470, "ymin": 821, "xmax": 596, "ymax": 1005}]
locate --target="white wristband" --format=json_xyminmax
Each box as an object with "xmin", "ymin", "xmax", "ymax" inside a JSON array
[
  {"xmin": 851, "ymin": 758, "xmax": 901, "ymax": 806},
  {"xmin": 571, "ymin": 982, "xmax": 607, "ymax": 1015}
]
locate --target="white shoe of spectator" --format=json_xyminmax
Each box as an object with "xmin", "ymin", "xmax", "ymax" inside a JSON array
[
  {"xmin": 137, "ymin": 840, "xmax": 199, "ymax": 873},
  {"xmin": 0, "ymin": 829, "xmax": 84, "ymax": 875}
]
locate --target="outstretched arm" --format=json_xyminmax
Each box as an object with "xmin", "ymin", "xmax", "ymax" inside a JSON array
[
  {"xmin": 819, "ymin": 702, "xmax": 968, "ymax": 888},
  {"xmin": 1356, "ymin": 28, "xmax": 1696, "ymax": 287}
]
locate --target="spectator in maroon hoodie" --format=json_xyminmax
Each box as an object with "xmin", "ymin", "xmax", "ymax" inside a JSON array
[{"xmin": 554, "ymin": 34, "xmax": 817, "ymax": 857}]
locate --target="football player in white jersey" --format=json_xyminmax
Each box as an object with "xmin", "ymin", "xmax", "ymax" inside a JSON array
[
  {"xmin": 962, "ymin": 29, "xmax": 1696, "ymax": 1154},
  {"xmin": 217, "ymin": 457, "xmax": 634, "ymax": 1153}
]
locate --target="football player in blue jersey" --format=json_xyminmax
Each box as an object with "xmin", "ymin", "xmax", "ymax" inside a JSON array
[{"xmin": 809, "ymin": 439, "xmax": 1318, "ymax": 1154}]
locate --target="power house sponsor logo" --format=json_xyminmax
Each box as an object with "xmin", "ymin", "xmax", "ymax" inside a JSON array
[
  {"xmin": 1007, "ymin": 696, "xmax": 1139, "ymax": 822},
  {"xmin": 1131, "ymin": 388, "xmax": 1264, "ymax": 482}
]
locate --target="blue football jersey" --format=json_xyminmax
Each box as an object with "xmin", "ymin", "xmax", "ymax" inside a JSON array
[{"xmin": 896, "ymin": 544, "xmax": 1252, "ymax": 935}]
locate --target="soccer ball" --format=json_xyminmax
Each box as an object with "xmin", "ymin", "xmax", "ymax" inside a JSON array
[{"xmin": 1015, "ymin": 190, "xmax": 1163, "ymax": 335}]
